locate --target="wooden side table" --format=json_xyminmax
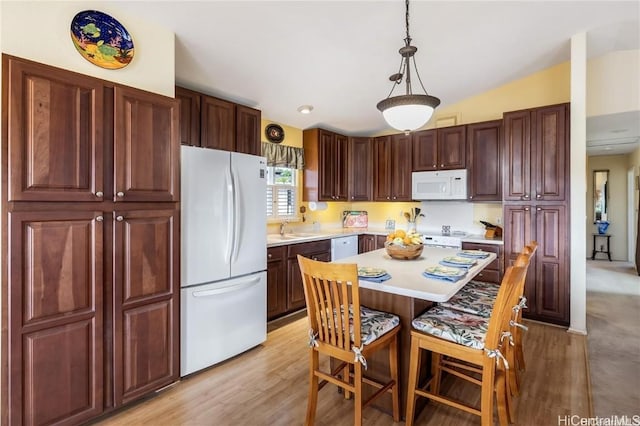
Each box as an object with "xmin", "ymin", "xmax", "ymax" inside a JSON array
[{"xmin": 591, "ymin": 233, "xmax": 612, "ymax": 261}]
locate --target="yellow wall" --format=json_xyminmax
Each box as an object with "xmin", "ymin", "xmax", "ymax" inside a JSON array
[{"xmin": 1, "ymin": 1, "xmax": 175, "ymax": 97}]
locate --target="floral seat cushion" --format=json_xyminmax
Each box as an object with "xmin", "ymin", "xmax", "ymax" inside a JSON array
[
  {"xmin": 329, "ymin": 305, "xmax": 399, "ymax": 346},
  {"xmin": 439, "ymin": 285, "xmax": 496, "ymax": 318},
  {"xmin": 412, "ymin": 306, "xmax": 488, "ymax": 349},
  {"xmin": 464, "ymin": 279, "xmax": 500, "ymax": 296}
]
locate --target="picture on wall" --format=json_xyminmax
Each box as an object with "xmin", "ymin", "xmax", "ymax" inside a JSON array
[{"xmin": 70, "ymin": 10, "xmax": 135, "ymax": 69}]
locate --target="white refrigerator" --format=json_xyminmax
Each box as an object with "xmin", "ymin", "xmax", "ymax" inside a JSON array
[{"xmin": 180, "ymin": 146, "xmax": 267, "ymax": 376}]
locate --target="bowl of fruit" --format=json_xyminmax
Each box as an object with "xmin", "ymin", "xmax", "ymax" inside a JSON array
[{"xmin": 384, "ymin": 230, "xmax": 424, "ymax": 260}]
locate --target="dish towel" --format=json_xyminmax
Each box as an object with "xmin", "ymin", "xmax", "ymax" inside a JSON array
[
  {"xmin": 439, "ymin": 261, "xmax": 474, "ymax": 269},
  {"xmin": 358, "ymin": 273, "xmax": 392, "ymax": 283},
  {"xmin": 457, "ymin": 251, "xmax": 490, "ymax": 259},
  {"xmin": 422, "ymin": 271, "xmax": 466, "ymax": 282}
]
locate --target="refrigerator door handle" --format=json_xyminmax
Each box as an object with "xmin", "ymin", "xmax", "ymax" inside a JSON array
[
  {"xmin": 224, "ymin": 165, "xmax": 234, "ymax": 265},
  {"xmin": 191, "ymin": 276, "xmax": 261, "ymax": 298},
  {"xmin": 231, "ymin": 166, "xmax": 242, "ymax": 263}
]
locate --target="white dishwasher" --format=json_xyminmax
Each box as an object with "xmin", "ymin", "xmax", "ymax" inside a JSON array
[{"xmin": 331, "ymin": 235, "xmax": 359, "ymax": 261}]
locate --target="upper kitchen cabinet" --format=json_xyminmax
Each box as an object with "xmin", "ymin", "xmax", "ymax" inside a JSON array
[
  {"xmin": 5, "ymin": 55, "xmax": 104, "ymax": 202},
  {"xmin": 503, "ymin": 103, "xmax": 569, "ymax": 202},
  {"xmin": 348, "ymin": 137, "xmax": 372, "ymax": 201},
  {"xmin": 174, "ymin": 86, "xmax": 201, "ymax": 147},
  {"xmin": 303, "ymin": 128, "xmax": 349, "ymax": 201},
  {"xmin": 373, "ymin": 134, "xmax": 412, "ymax": 201},
  {"xmin": 175, "ymin": 86, "xmax": 261, "ymax": 155},
  {"xmin": 467, "ymin": 120, "xmax": 502, "ymax": 201},
  {"xmin": 412, "ymin": 125, "xmax": 466, "ymax": 171},
  {"xmin": 114, "ymin": 86, "xmax": 180, "ymax": 203}
]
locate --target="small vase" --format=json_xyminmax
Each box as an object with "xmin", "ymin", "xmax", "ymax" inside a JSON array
[
  {"xmin": 597, "ymin": 221, "xmax": 609, "ymax": 234},
  {"xmin": 407, "ymin": 221, "xmax": 416, "ymax": 234}
]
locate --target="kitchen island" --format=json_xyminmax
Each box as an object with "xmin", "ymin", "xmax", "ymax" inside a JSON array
[{"xmin": 332, "ymin": 246, "xmax": 497, "ymax": 418}]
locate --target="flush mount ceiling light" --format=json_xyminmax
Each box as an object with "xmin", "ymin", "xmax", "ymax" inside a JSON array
[
  {"xmin": 377, "ymin": 0, "xmax": 440, "ymax": 133},
  {"xmin": 297, "ymin": 105, "xmax": 314, "ymax": 114}
]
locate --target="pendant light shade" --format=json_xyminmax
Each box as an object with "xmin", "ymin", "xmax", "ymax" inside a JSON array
[{"xmin": 377, "ymin": 0, "xmax": 440, "ymax": 133}]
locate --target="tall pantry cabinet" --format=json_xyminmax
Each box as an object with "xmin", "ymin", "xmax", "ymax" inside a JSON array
[
  {"xmin": 2, "ymin": 55, "xmax": 180, "ymax": 425},
  {"xmin": 502, "ymin": 103, "xmax": 570, "ymax": 325}
]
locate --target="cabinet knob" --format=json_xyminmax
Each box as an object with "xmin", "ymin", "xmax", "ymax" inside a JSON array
[
  {"xmin": 268, "ymin": 253, "xmax": 272, "ymax": 259},
  {"xmin": 312, "ymin": 256, "xmax": 318, "ymax": 261},
  {"xmin": 116, "ymin": 216, "xmax": 124, "ymax": 222},
  {"xmin": 116, "ymin": 192, "xmax": 125, "ymax": 198},
  {"xmin": 95, "ymin": 215, "xmax": 103, "ymax": 222},
  {"xmin": 95, "ymin": 191, "xmax": 103, "ymax": 197},
  {"xmin": 469, "ymin": 196, "xmax": 473, "ymax": 199},
  {"xmin": 386, "ymin": 197, "xmax": 390, "ymax": 200},
  {"xmin": 523, "ymin": 193, "xmax": 529, "ymax": 199},
  {"xmin": 536, "ymin": 194, "xmax": 542, "ymax": 199},
  {"xmin": 433, "ymin": 164, "xmax": 436, "ymax": 168},
  {"xmin": 393, "ymin": 196, "xmax": 397, "ymax": 200},
  {"xmin": 440, "ymin": 164, "xmax": 444, "ymax": 167},
  {"xmin": 537, "ymin": 207, "xmax": 542, "ymax": 211},
  {"xmin": 525, "ymin": 207, "xmax": 530, "ymax": 211}
]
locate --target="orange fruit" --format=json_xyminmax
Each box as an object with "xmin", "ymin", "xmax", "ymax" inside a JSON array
[
  {"xmin": 387, "ymin": 234, "xmax": 394, "ymax": 241},
  {"xmin": 395, "ymin": 229, "xmax": 406, "ymax": 238},
  {"xmin": 403, "ymin": 236, "xmax": 412, "ymax": 245}
]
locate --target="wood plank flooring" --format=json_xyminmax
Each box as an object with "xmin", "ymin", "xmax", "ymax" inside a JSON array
[{"xmin": 95, "ymin": 315, "xmax": 590, "ymax": 425}]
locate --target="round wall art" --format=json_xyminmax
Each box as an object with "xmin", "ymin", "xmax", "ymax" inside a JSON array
[
  {"xmin": 70, "ymin": 10, "xmax": 134, "ymax": 70},
  {"xmin": 265, "ymin": 124, "xmax": 285, "ymax": 143}
]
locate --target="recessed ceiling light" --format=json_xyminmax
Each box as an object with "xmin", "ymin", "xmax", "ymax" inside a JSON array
[
  {"xmin": 604, "ymin": 147, "xmax": 612, "ymax": 150},
  {"xmin": 297, "ymin": 105, "xmax": 314, "ymax": 114}
]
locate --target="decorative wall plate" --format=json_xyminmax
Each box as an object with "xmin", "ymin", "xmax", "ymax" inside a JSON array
[
  {"xmin": 70, "ymin": 10, "xmax": 134, "ymax": 69},
  {"xmin": 265, "ymin": 124, "xmax": 285, "ymax": 143}
]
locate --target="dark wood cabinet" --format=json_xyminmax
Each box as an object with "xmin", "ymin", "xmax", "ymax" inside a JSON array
[
  {"xmin": 358, "ymin": 234, "xmax": 388, "ymax": 253},
  {"xmin": 6, "ymin": 55, "xmax": 105, "ymax": 203},
  {"xmin": 3, "ymin": 56, "xmax": 181, "ymax": 425},
  {"xmin": 112, "ymin": 208, "xmax": 179, "ymax": 405},
  {"xmin": 503, "ymin": 104, "xmax": 568, "ymax": 202},
  {"xmin": 8, "ymin": 210, "xmax": 104, "ymax": 426},
  {"xmin": 503, "ymin": 204, "xmax": 569, "ymax": 325},
  {"xmin": 287, "ymin": 240, "xmax": 331, "ymax": 311},
  {"xmin": 235, "ymin": 105, "xmax": 262, "ymax": 156},
  {"xmin": 348, "ymin": 137, "xmax": 372, "ymax": 201},
  {"xmin": 373, "ymin": 135, "xmax": 412, "ymax": 201},
  {"xmin": 467, "ymin": 120, "xmax": 502, "ymax": 201},
  {"xmin": 175, "ymin": 86, "xmax": 261, "ymax": 155},
  {"xmin": 267, "ymin": 246, "xmax": 287, "ymax": 320},
  {"xmin": 201, "ymin": 95, "xmax": 235, "ymax": 151},
  {"xmin": 303, "ymin": 128, "xmax": 349, "ymax": 201},
  {"xmin": 461, "ymin": 242, "xmax": 503, "ymax": 284},
  {"xmin": 175, "ymin": 86, "xmax": 200, "ymax": 147},
  {"xmin": 114, "ymin": 86, "xmax": 180, "ymax": 203},
  {"xmin": 412, "ymin": 125, "xmax": 466, "ymax": 171}
]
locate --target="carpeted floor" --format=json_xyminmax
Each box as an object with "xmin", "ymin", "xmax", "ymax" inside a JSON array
[{"xmin": 586, "ymin": 260, "xmax": 640, "ymax": 417}]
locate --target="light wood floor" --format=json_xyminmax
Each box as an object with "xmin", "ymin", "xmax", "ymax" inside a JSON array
[{"xmin": 95, "ymin": 313, "xmax": 590, "ymax": 426}]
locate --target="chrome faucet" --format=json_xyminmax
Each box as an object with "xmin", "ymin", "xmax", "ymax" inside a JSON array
[{"xmin": 280, "ymin": 221, "xmax": 289, "ymax": 236}]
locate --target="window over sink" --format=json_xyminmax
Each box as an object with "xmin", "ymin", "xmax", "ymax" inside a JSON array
[{"xmin": 266, "ymin": 166, "xmax": 299, "ymax": 221}]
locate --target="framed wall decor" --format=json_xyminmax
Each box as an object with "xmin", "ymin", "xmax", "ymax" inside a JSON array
[
  {"xmin": 70, "ymin": 10, "xmax": 135, "ymax": 69},
  {"xmin": 265, "ymin": 123, "xmax": 285, "ymax": 143}
]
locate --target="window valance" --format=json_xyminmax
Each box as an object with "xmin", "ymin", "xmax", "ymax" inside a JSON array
[{"xmin": 261, "ymin": 143, "xmax": 305, "ymax": 170}]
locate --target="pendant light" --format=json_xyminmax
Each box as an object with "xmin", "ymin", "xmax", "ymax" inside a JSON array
[{"xmin": 377, "ymin": 0, "xmax": 440, "ymax": 133}]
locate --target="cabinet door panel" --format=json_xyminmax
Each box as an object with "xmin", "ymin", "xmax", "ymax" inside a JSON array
[
  {"xmin": 349, "ymin": 137, "xmax": 372, "ymax": 201},
  {"xmin": 391, "ymin": 134, "xmax": 413, "ymax": 200},
  {"xmin": 412, "ymin": 130, "xmax": 437, "ymax": 171},
  {"xmin": 534, "ymin": 105, "xmax": 567, "ymax": 201},
  {"xmin": 6, "ymin": 56, "xmax": 104, "ymax": 202},
  {"xmin": 236, "ymin": 105, "xmax": 261, "ymax": 155},
  {"xmin": 503, "ymin": 205, "xmax": 535, "ymax": 313},
  {"xmin": 467, "ymin": 120, "xmax": 501, "ymax": 201},
  {"xmin": 113, "ymin": 208, "xmax": 179, "ymax": 405},
  {"xmin": 9, "ymin": 210, "xmax": 103, "ymax": 426},
  {"xmin": 287, "ymin": 259, "xmax": 306, "ymax": 311},
  {"xmin": 318, "ymin": 130, "xmax": 335, "ymax": 201},
  {"xmin": 373, "ymin": 136, "xmax": 392, "ymax": 201},
  {"xmin": 438, "ymin": 125, "xmax": 466, "ymax": 169},
  {"xmin": 535, "ymin": 205, "xmax": 568, "ymax": 322},
  {"xmin": 335, "ymin": 134, "xmax": 349, "ymax": 200},
  {"xmin": 114, "ymin": 86, "xmax": 179, "ymax": 202},
  {"xmin": 175, "ymin": 86, "xmax": 201, "ymax": 146},
  {"xmin": 201, "ymin": 96, "xmax": 235, "ymax": 151},
  {"xmin": 267, "ymin": 248, "xmax": 287, "ymax": 320},
  {"xmin": 503, "ymin": 110, "xmax": 531, "ymax": 201}
]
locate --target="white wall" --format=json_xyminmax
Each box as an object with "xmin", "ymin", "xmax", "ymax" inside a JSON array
[
  {"xmin": 587, "ymin": 50, "xmax": 640, "ymax": 116},
  {"xmin": 1, "ymin": 1, "xmax": 175, "ymax": 97}
]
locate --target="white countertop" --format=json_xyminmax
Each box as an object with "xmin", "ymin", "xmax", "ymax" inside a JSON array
[
  {"xmin": 266, "ymin": 229, "xmax": 503, "ymax": 247},
  {"xmin": 334, "ymin": 247, "xmax": 497, "ymax": 302}
]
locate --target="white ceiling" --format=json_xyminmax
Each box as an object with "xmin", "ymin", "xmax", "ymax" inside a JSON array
[{"xmin": 112, "ymin": 1, "xmax": 640, "ymax": 150}]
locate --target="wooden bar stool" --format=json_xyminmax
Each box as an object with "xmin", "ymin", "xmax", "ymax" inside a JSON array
[{"xmin": 297, "ymin": 255, "xmax": 401, "ymax": 426}]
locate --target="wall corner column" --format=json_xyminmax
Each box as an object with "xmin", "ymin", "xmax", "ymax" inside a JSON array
[{"xmin": 569, "ymin": 32, "xmax": 587, "ymax": 334}]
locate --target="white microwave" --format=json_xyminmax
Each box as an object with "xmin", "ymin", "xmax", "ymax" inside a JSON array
[{"xmin": 411, "ymin": 169, "xmax": 467, "ymax": 200}]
